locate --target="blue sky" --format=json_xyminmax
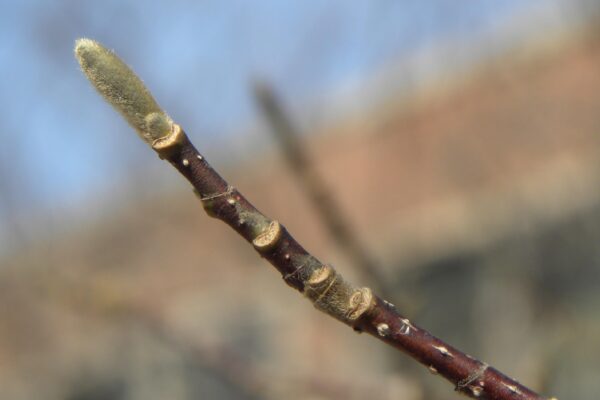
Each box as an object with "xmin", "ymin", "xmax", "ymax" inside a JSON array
[{"xmin": 0, "ymin": 0, "xmax": 585, "ymax": 251}]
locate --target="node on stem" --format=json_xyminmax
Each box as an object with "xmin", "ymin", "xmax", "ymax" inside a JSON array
[{"xmin": 304, "ymin": 265, "xmax": 374, "ymax": 324}]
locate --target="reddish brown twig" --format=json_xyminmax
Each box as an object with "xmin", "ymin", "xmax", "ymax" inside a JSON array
[
  {"xmin": 75, "ymin": 39, "xmax": 552, "ymax": 400},
  {"xmin": 152, "ymin": 126, "xmax": 548, "ymax": 400}
]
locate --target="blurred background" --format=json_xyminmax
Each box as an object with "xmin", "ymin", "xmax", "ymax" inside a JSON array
[{"xmin": 1, "ymin": 1, "xmax": 600, "ymax": 399}]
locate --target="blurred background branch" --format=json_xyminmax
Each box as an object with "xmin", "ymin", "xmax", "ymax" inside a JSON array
[{"xmin": 252, "ymin": 82, "xmax": 391, "ymax": 299}]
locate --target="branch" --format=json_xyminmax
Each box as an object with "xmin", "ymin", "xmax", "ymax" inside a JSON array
[
  {"xmin": 253, "ymin": 82, "xmax": 392, "ymax": 299},
  {"xmin": 75, "ymin": 38, "xmax": 554, "ymax": 400}
]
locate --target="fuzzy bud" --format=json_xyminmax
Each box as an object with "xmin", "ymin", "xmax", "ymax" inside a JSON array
[{"xmin": 74, "ymin": 38, "xmax": 173, "ymax": 143}]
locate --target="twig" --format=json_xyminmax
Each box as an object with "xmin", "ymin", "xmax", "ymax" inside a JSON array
[
  {"xmin": 75, "ymin": 38, "xmax": 553, "ymax": 400},
  {"xmin": 253, "ymin": 82, "xmax": 392, "ymax": 299}
]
